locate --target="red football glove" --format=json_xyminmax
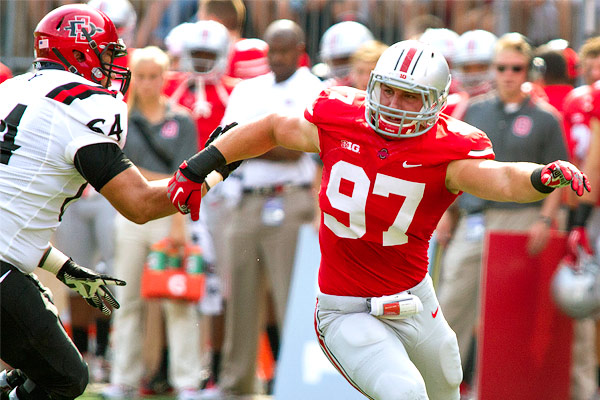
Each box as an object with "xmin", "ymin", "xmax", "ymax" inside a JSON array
[
  {"xmin": 563, "ymin": 226, "xmax": 594, "ymax": 266},
  {"xmin": 540, "ymin": 160, "xmax": 591, "ymax": 196},
  {"xmin": 167, "ymin": 161, "xmax": 203, "ymax": 221}
]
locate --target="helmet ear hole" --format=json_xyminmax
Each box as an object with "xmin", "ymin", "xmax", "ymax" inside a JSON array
[{"xmin": 73, "ymin": 50, "xmax": 86, "ymax": 63}]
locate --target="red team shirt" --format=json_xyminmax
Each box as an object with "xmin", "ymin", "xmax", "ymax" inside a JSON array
[{"xmin": 305, "ymin": 87, "xmax": 494, "ymax": 297}]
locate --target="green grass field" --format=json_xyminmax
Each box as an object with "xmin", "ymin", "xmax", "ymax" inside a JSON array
[{"xmin": 79, "ymin": 383, "xmax": 273, "ymax": 399}]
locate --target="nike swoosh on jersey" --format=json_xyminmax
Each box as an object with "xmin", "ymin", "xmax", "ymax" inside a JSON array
[
  {"xmin": 431, "ymin": 306, "xmax": 439, "ymax": 318},
  {"xmin": 402, "ymin": 161, "xmax": 423, "ymax": 168},
  {"xmin": 0, "ymin": 270, "xmax": 11, "ymax": 283}
]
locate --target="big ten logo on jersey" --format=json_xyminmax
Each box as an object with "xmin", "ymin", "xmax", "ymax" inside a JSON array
[
  {"xmin": 86, "ymin": 114, "xmax": 123, "ymax": 142},
  {"xmin": 341, "ymin": 140, "xmax": 360, "ymax": 153}
]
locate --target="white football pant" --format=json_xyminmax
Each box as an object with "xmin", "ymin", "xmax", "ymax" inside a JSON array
[{"xmin": 315, "ymin": 274, "xmax": 462, "ymax": 400}]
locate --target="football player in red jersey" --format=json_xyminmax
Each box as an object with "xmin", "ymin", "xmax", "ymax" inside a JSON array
[
  {"xmin": 168, "ymin": 40, "xmax": 589, "ymax": 399},
  {"xmin": 163, "ymin": 20, "xmax": 239, "ymax": 147}
]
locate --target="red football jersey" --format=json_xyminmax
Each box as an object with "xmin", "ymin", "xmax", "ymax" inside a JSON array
[
  {"xmin": 163, "ymin": 71, "xmax": 239, "ymax": 147},
  {"xmin": 305, "ymin": 87, "xmax": 494, "ymax": 297}
]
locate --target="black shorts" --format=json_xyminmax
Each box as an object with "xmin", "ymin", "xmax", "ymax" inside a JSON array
[{"xmin": 0, "ymin": 261, "xmax": 88, "ymax": 400}]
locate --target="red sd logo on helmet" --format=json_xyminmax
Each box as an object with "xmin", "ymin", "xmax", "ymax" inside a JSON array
[{"xmin": 63, "ymin": 16, "xmax": 105, "ymax": 43}]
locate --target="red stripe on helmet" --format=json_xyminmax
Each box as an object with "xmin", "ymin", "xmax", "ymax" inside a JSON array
[{"xmin": 399, "ymin": 47, "xmax": 417, "ymax": 73}]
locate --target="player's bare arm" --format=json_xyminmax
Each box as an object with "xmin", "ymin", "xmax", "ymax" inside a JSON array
[
  {"xmin": 446, "ymin": 158, "xmax": 590, "ymax": 201},
  {"xmin": 166, "ymin": 114, "xmax": 319, "ymax": 221},
  {"xmin": 213, "ymin": 113, "xmax": 320, "ymax": 163},
  {"xmin": 100, "ymin": 166, "xmax": 176, "ymax": 224}
]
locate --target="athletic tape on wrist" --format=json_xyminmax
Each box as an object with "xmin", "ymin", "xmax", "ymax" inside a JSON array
[
  {"xmin": 38, "ymin": 246, "xmax": 69, "ymax": 275},
  {"xmin": 530, "ymin": 166, "xmax": 555, "ymax": 194}
]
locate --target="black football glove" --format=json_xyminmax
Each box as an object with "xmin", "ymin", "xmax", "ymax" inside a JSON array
[
  {"xmin": 204, "ymin": 122, "xmax": 243, "ymax": 179},
  {"xmin": 56, "ymin": 259, "xmax": 126, "ymax": 315}
]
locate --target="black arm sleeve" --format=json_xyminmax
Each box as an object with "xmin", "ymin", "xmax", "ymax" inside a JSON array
[{"xmin": 74, "ymin": 143, "xmax": 133, "ymax": 192}]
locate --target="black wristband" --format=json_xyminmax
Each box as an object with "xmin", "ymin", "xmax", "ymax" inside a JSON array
[
  {"xmin": 183, "ymin": 145, "xmax": 227, "ymax": 183},
  {"xmin": 530, "ymin": 166, "xmax": 555, "ymax": 194},
  {"xmin": 573, "ymin": 203, "xmax": 594, "ymax": 228}
]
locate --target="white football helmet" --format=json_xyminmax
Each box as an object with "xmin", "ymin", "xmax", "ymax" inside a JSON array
[
  {"xmin": 365, "ymin": 40, "xmax": 451, "ymax": 139},
  {"xmin": 88, "ymin": 0, "xmax": 136, "ymax": 47},
  {"xmin": 454, "ymin": 30, "xmax": 497, "ymax": 66},
  {"xmin": 320, "ymin": 21, "xmax": 374, "ymax": 79},
  {"xmin": 418, "ymin": 28, "xmax": 459, "ymax": 66},
  {"xmin": 180, "ymin": 20, "xmax": 231, "ymax": 81},
  {"xmin": 551, "ymin": 251, "xmax": 600, "ymax": 319},
  {"xmin": 453, "ymin": 30, "xmax": 497, "ymax": 95},
  {"xmin": 165, "ymin": 22, "xmax": 196, "ymax": 59}
]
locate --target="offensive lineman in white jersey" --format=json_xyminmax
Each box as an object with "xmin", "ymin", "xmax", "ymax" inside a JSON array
[{"xmin": 0, "ymin": 4, "xmax": 227, "ymax": 400}]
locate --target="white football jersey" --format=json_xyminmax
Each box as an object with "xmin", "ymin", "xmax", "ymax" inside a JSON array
[{"xmin": 0, "ymin": 68, "xmax": 128, "ymax": 273}]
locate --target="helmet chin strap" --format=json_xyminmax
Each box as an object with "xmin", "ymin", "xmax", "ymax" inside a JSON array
[{"xmin": 51, "ymin": 48, "xmax": 80, "ymax": 75}]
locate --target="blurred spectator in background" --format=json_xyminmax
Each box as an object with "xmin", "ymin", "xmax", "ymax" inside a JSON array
[
  {"xmin": 199, "ymin": 0, "xmax": 245, "ymax": 43},
  {"xmin": 348, "ymin": 39, "xmax": 388, "ymax": 91},
  {"xmin": 317, "ymin": 20, "xmax": 374, "ymax": 86},
  {"xmin": 579, "ymin": 36, "xmax": 600, "ymax": 86},
  {"xmin": 102, "ymin": 46, "xmax": 203, "ymax": 400},
  {"xmin": 216, "ymin": 19, "xmax": 324, "ymax": 397},
  {"xmin": 533, "ymin": 47, "xmax": 573, "ymax": 113},
  {"xmin": 450, "ymin": 1, "xmax": 495, "ymax": 34},
  {"xmin": 134, "ymin": 0, "xmax": 198, "ymax": 48},
  {"xmin": 544, "ymin": 38, "xmax": 580, "ymax": 86},
  {"xmin": 404, "ymin": 13, "xmax": 444, "ymax": 40}
]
